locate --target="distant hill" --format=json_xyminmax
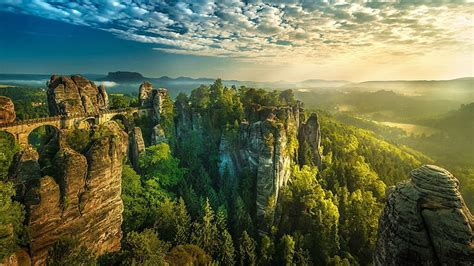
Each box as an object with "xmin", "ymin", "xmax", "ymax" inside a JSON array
[
  {"xmin": 346, "ymin": 78, "xmax": 474, "ymax": 102},
  {"xmin": 99, "ymin": 71, "xmax": 145, "ymax": 82}
]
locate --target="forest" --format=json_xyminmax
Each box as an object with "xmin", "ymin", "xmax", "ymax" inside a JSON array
[{"xmin": 0, "ymin": 81, "xmax": 472, "ymax": 265}]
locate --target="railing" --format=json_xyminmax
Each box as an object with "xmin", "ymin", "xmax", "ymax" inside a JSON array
[{"xmin": 0, "ymin": 107, "xmax": 151, "ymax": 128}]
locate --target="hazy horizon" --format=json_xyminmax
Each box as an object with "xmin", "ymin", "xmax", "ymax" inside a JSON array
[
  {"xmin": 1, "ymin": 1, "xmax": 473, "ymax": 82},
  {"xmin": 0, "ymin": 71, "xmax": 472, "ymax": 84}
]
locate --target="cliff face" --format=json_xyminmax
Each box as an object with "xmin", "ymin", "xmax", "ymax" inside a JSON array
[
  {"xmin": 216, "ymin": 103, "xmax": 322, "ymax": 222},
  {"xmin": 374, "ymin": 165, "xmax": 474, "ymax": 265},
  {"xmin": 174, "ymin": 100, "xmax": 311, "ymax": 223},
  {"xmin": 0, "ymin": 96, "xmax": 16, "ymax": 123},
  {"xmin": 129, "ymin": 127, "xmax": 145, "ymax": 169},
  {"xmin": 47, "ymin": 75, "xmax": 108, "ymax": 115},
  {"xmin": 138, "ymin": 81, "xmax": 167, "ymax": 122},
  {"xmin": 13, "ymin": 121, "xmax": 127, "ymax": 265}
]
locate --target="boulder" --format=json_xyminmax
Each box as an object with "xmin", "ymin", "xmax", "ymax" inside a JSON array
[
  {"xmin": 0, "ymin": 96, "xmax": 15, "ymax": 123},
  {"xmin": 374, "ymin": 165, "xmax": 474, "ymax": 265}
]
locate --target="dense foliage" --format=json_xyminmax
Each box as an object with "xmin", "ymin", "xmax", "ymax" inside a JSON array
[
  {"xmin": 113, "ymin": 81, "xmax": 429, "ymax": 265},
  {"xmin": 0, "ymin": 87, "xmax": 48, "ymax": 120},
  {"xmin": 0, "ymin": 81, "xmax": 469, "ymax": 264}
]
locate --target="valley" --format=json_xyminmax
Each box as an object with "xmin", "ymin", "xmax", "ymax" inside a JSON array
[{"xmin": 0, "ymin": 75, "xmax": 472, "ymax": 265}]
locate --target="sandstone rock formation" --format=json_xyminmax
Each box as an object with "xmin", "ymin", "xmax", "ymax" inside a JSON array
[
  {"xmin": 138, "ymin": 81, "xmax": 154, "ymax": 107},
  {"xmin": 216, "ymin": 103, "xmax": 322, "ymax": 223},
  {"xmin": 0, "ymin": 96, "xmax": 16, "ymax": 123},
  {"xmin": 10, "ymin": 122, "xmax": 127, "ymax": 265},
  {"xmin": 138, "ymin": 81, "xmax": 168, "ymax": 122},
  {"xmin": 374, "ymin": 165, "xmax": 474, "ymax": 265},
  {"xmin": 298, "ymin": 113, "xmax": 322, "ymax": 169},
  {"xmin": 129, "ymin": 126, "xmax": 145, "ymax": 170},
  {"xmin": 151, "ymin": 124, "xmax": 167, "ymax": 145},
  {"xmin": 47, "ymin": 75, "xmax": 108, "ymax": 115},
  {"xmin": 0, "ymin": 249, "xmax": 31, "ymax": 266}
]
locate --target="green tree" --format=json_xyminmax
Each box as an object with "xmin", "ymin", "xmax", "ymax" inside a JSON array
[
  {"xmin": 121, "ymin": 229, "xmax": 170, "ymax": 265},
  {"xmin": 46, "ymin": 237, "xmax": 96, "ymax": 266},
  {"xmin": 279, "ymin": 235, "xmax": 295, "ymax": 266},
  {"xmin": 218, "ymin": 229, "xmax": 235, "ymax": 265},
  {"xmin": 191, "ymin": 199, "xmax": 218, "ymax": 256},
  {"xmin": 0, "ymin": 182, "xmax": 24, "ymax": 260},
  {"xmin": 174, "ymin": 197, "xmax": 191, "ymax": 245},
  {"xmin": 259, "ymin": 234, "xmax": 275, "ymax": 265},
  {"xmin": 239, "ymin": 231, "xmax": 256, "ymax": 266},
  {"xmin": 165, "ymin": 244, "xmax": 212, "ymax": 265},
  {"xmin": 139, "ymin": 143, "xmax": 186, "ymax": 188},
  {"xmin": 0, "ymin": 132, "xmax": 19, "ymax": 181},
  {"xmin": 279, "ymin": 165, "xmax": 340, "ymax": 264},
  {"xmin": 109, "ymin": 94, "xmax": 130, "ymax": 109},
  {"xmin": 121, "ymin": 164, "xmax": 148, "ymax": 233}
]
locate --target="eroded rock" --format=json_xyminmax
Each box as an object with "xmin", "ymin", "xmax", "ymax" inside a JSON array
[
  {"xmin": 129, "ymin": 127, "xmax": 145, "ymax": 170},
  {"xmin": 374, "ymin": 165, "xmax": 474, "ymax": 265},
  {"xmin": 47, "ymin": 75, "xmax": 108, "ymax": 115},
  {"xmin": 0, "ymin": 96, "xmax": 16, "ymax": 123},
  {"xmin": 16, "ymin": 121, "xmax": 127, "ymax": 265}
]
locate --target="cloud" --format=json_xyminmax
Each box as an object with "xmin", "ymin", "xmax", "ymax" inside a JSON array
[{"xmin": 0, "ymin": 0, "xmax": 472, "ymax": 65}]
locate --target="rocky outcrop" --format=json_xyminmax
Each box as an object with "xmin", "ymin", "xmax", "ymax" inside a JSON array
[
  {"xmin": 47, "ymin": 75, "xmax": 108, "ymax": 116},
  {"xmin": 298, "ymin": 113, "xmax": 322, "ymax": 169},
  {"xmin": 0, "ymin": 249, "xmax": 31, "ymax": 266},
  {"xmin": 239, "ymin": 118, "xmax": 293, "ymax": 218},
  {"xmin": 151, "ymin": 124, "xmax": 167, "ymax": 145},
  {"xmin": 129, "ymin": 127, "xmax": 145, "ymax": 170},
  {"xmin": 374, "ymin": 165, "xmax": 474, "ymax": 265},
  {"xmin": 138, "ymin": 81, "xmax": 154, "ymax": 108},
  {"xmin": 10, "ymin": 122, "xmax": 127, "ymax": 265},
  {"xmin": 0, "ymin": 96, "xmax": 16, "ymax": 123},
  {"xmin": 138, "ymin": 82, "xmax": 168, "ymax": 122},
  {"xmin": 218, "ymin": 104, "xmax": 316, "ymax": 221}
]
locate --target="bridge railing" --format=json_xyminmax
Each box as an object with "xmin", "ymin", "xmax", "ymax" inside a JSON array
[{"xmin": 0, "ymin": 107, "xmax": 150, "ymax": 128}]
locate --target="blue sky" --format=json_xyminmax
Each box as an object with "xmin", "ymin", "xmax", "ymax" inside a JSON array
[{"xmin": 0, "ymin": 1, "xmax": 473, "ymax": 82}]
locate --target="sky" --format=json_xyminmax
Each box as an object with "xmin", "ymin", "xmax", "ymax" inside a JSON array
[{"xmin": 0, "ymin": 0, "xmax": 473, "ymax": 82}]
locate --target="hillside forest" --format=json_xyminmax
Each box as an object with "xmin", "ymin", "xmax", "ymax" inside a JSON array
[{"xmin": 0, "ymin": 79, "xmax": 472, "ymax": 265}]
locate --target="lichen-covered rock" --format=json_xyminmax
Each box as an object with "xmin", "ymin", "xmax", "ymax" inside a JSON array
[
  {"xmin": 47, "ymin": 75, "xmax": 108, "ymax": 115},
  {"xmin": 151, "ymin": 124, "xmax": 167, "ymax": 145},
  {"xmin": 138, "ymin": 81, "xmax": 153, "ymax": 107},
  {"xmin": 374, "ymin": 165, "xmax": 474, "ymax": 265},
  {"xmin": 20, "ymin": 121, "xmax": 127, "ymax": 265},
  {"xmin": 298, "ymin": 113, "xmax": 322, "ymax": 169},
  {"xmin": 129, "ymin": 127, "xmax": 145, "ymax": 170},
  {"xmin": 0, "ymin": 249, "xmax": 31, "ymax": 266},
  {"xmin": 8, "ymin": 147, "xmax": 41, "ymax": 201},
  {"xmin": 138, "ymin": 82, "xmax": 168, "ymax": 121},
  {"xmin": 0, "ymin": 96, "xmax": 16, "ymax": 123}
]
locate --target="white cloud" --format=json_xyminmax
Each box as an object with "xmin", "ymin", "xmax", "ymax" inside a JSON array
[{"xmin": 0, "ymin": 0, "xmax": 472, "ymax": 66}]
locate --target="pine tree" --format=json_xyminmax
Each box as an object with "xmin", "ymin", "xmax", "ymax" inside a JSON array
[
  {"xmin": 174, "ymin": 197, "xmax": 191, "ymax": 245},
  {"xmin": 259, "ymin": 234, "xmax": 275, "ymax": 265},
  {"xmin": 239, "ymin": 231, "xmax": 256, "ymax": 266},
  {"xmin": 280, "ymin": 234, "xmax": 295, "ymax": 266},
  {"xmin": 218, "ymin": 229, "xmax": 235, "ymax": 265},
  {"xmin": 191, "ymin": 198, "xmax": 218, "ymax": 256}
]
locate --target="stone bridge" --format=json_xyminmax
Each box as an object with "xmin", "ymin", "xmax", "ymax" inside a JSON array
[{"xmin": 0, "ymin": 107, "xmax": 153, "ymax": 146}]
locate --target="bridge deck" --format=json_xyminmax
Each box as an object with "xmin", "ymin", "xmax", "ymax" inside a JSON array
[{"xmin": 0, "ymin": 107, "xmax": 145, "ymax": 128}]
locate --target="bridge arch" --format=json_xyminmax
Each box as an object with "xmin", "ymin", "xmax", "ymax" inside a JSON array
[
  {"xmin": 75, "ymin": 116, "xmax": 97, "ymax": 129},
  {"xmin": 110, "ymin": 114, "xmax": 132, "ymax": 131},
  {"xmin": 27, "ymin": 124, "xmax": 60, "ymax": 149}
]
